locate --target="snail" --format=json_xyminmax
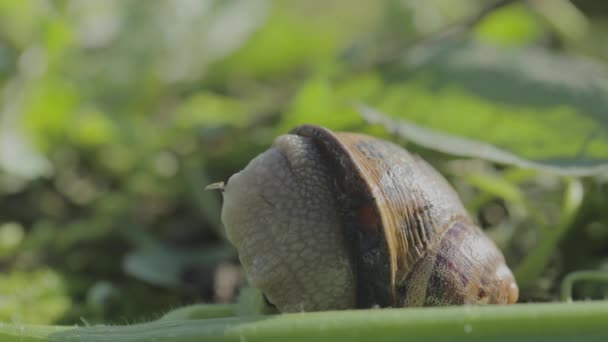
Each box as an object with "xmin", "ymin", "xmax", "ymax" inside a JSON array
[{"xmin": 218, "ymin": 124, "xmax": 518, "ymax": 312}]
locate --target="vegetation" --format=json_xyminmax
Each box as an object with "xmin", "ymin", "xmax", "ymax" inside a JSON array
[{"xmin": 0, "ymin": 0, "xmax": 607, "ymax": 340}]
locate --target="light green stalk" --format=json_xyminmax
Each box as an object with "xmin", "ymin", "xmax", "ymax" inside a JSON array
[{"xmin": 2, "ymin": 301, "xmax": 608, "ymax": 342}]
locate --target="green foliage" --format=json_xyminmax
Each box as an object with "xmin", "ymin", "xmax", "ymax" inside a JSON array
[
  {"xmin": 474, "ymin": 3, "xmax": 543, "ymax": 45},
  {"xmin": 0, "ymin": 0, "xmax": 607, "ymax": 336},
  {"xmin": 361, "ymin": 40, "xmax": 608, "ymax": 174},
  {"xmin": 0, "ymin": 269, "xmax": 70, "ymax": 324}
]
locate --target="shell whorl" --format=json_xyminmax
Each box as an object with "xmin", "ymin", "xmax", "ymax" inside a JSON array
[
  {"xmin": 399, "ymin": 220, "xmax": 517, "ymax": 306},
  {"xmin": 293, "ymin": 125, "xmax": 475, "ymax": 306}
]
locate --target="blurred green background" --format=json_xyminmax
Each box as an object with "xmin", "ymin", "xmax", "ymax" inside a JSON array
[{"xmin": 1, "ymin": 0, "xmax": 607, "ymax": 325}]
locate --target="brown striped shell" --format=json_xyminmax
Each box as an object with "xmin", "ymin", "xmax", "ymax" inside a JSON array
[{"xmin": 220, "ymin": 124, "xmax": 518, "ymax": 312}]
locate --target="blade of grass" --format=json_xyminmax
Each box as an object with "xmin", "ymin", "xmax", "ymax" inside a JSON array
[
  {"xmin": 3, "ymin": 301, "xmax": 608, "ymax": 342},
  {"xmin": 514, "ymin": 177, "xmax": 584, "ymax": 289},
  {"xmin": 561, "ymin": 271, "xmax": 608, "ymax": 302}
]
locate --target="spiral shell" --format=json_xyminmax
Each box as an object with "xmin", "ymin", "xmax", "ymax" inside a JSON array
[{"xmin": 221, "ymin": 125, "xmax": 518, "ymax": 312}]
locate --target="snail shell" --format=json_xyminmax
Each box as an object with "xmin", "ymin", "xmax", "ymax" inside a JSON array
[{"xmin": 221, "ymin": 125, "xmax": 518, "ymax": 312}]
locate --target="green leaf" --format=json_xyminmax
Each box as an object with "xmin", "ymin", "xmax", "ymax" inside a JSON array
[
  {"xmin": 216, "ymin": 0, "xmax": 381, "ymax": 79},
  {"xmin": 474, "ymin": 3, "xmax": 543, "ymax": 46},
  {"xmin": 278, "ymin": 73, "xmax": 384, "ymax": 133},
  {"xmin": 359, "ymin": 40, "xmax": 608, "ymax": 175},
  {"xmin": 277, "ymin": 76, "xmax": 356, "ymax": 132},
  {"xmin": 174, "ymin": 92, "xmax": 250, "ymax": 129}
]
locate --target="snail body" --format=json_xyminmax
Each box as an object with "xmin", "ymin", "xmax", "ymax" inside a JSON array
[{"xmin": 220, "ymin": 125, "xmax": 518, "ymax": 312}]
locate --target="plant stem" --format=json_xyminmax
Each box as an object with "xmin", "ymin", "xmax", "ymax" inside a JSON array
[
  {"xmin": 2, "ymin": 301, "xmax": 608, "ymax": 342},
  {"xmin": 561, "ymin": 271, "xmax": 608, "ymax": 301},
  {"xmin": 514, "ymin": 177, "xmax": 584, "ymax": 289}
]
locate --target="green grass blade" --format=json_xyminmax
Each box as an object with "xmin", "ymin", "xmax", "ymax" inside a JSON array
[
  {"xmin": 515, "ymin": 177, "xmax": 584, "ymax": 288},
  {"xmin": 561, "ymin": 271, "xmax": 608, "ymax": 301},
  {"xmin": 3, "ymin": 301, "xmax": 606, "ymax": 342}
]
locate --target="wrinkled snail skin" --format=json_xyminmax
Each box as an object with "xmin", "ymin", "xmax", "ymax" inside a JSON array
[
  {"xmin": 221, "ymin": 133, "xmax": 356, "ymax": 312},
  {"xmin": 220, "ymin": 124, "xmax": 519, "ymax": 312}
]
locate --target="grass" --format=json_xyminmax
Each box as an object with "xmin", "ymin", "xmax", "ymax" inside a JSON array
[{"xmin": 2, "ymin": 301, "xmax": 607, "ymax": 341}]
